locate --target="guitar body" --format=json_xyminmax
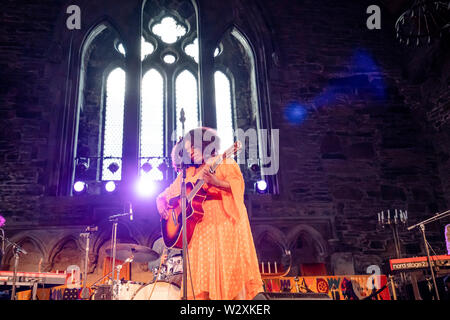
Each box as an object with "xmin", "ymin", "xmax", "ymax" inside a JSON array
[
  {"xmin": 161, "ymin": 181, "xmax": 207, "ymax": 249},
  {"xmin": 160, "ymin": 140, "xmax": 242, "ymax": 249}
]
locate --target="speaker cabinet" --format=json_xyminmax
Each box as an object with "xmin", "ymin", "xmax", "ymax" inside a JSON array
[{"xmin": 254, "ymin": 292, "xmax": 332, "ymax": 300}]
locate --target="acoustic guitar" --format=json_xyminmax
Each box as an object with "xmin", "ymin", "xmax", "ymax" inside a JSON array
[{"xmin": 161, "ymin": 141, "xmax": 242, "ymax": 248}]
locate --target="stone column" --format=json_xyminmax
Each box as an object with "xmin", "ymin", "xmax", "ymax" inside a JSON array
[
  {"xmin": 195, "ymin": 0, "xmax": 233, "ymax": 130},
  {"xmin": 121, "ymin": 7, "xmax": 142, "ymax": 192},
  {"xmin": 197, "ymin": 37, "xmax": 216, "ymax": 129}
]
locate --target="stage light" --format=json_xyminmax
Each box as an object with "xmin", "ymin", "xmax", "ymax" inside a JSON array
[
  {"xmin": 75, "ymin": 158, "xmax": 90, "ymax": 176},
  {"xmin": 284, "ymin": 102, "xmax": 307, "ymax": 125},
  {"xmin": 73, "ymin": 181, "xmax": 87, "ymax": 193},
  {"xmin": 136, "ymin": 177, "xmax": 155, "ymax": 197},
  {"xmin": 76, "ymin": 162, "xmax": 89, "ymax": 172},
  {"xmin": 248, "ymin": 159, "xmax": 260, "ymax": 172},
  {"xmin": 105, "ymin": 181, "xmax": 116, "ymax": 193},
  {"xmin": 255, "ymin": 180, "xmax": 268, "ymax": 193}
]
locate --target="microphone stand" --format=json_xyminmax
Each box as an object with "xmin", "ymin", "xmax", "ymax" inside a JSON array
[
  {"xmin": 377, "ymin": 209, "xmax": 408, "ymax": 298},
  {"xmin": 0, "ymin": 233, "xmax": 27, "ymax": 300},
  {"xmin": 80, "ymin": 226, "xmax": 97, "ymax": 299},
  {"xmin": 179, "ymin": 108, "xmax": 188, "ymax": 300},
  {"xmin": 108, "ymin": 203, "xmax": 133, "ymax": 300},
  {"xmin": 407, "ymin": 209, "xmax": 450, "ymax": 300}
]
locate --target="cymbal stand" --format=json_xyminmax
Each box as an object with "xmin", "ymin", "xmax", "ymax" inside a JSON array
[
  {"xmin": 407, "ymin": 209, "xmax": 450, "ymax": 301},
  {"xmin": 109, "ymin": 217, "xmax": 119, "ymax": 300}
]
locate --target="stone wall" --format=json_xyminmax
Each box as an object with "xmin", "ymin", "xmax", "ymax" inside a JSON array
[
  {"xmin": 0, "ymin": 0, "xmax": 449, "ymax": 278},
  {"xmin": 0, "ymin": 0, "xmax": 62, "ymax": 224},
  {"xmin": 246, "ymin": 0, "xmax": 449, "ymax": 272}
]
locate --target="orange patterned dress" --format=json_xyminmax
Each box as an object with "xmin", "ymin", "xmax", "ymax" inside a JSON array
[{"xmin": 159, "ymin": 158, "xmax": 263, "ymax": 300}]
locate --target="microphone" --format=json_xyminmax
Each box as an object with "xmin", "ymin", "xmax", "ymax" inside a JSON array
[
  {"xmin": 129, "ymin": 202, "xmax": 133, "ymax": 221},
  {"xmin": 15, "ymin": 246, "xmax": 27, "ymax": 255},
  {"xmin": 86, "ymin": 226, "xmax": 98, "ymax": 232}
]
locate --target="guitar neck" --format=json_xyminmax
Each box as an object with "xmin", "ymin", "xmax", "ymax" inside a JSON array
[
  {"xmin": 186, "ymin": 157, "xmax": 223, "ymax": 202},
  {"xmin": 184, "ymin": 141, "xmax": 241, "ymax": 202}
]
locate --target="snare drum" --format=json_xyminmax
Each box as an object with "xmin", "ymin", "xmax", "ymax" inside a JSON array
[{"xmin": 131, "ymin": 281, "xmax": 180, "ymax": 300}]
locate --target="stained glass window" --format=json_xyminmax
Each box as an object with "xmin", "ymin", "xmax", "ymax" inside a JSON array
[
  {"xmin": 214, "ymin": 71, "xmax": 234, "ymax": 152},
  {"xmin": 175, "ymin": 70, "xmax": 199, "ymax": 140},
  {"xmin": 94, "ymin": 15, "xmax": 236, "ymax": 184},
  {"xmin": 141, "ymin": 69, "xmax": 164, "ymax": 181},
  {"xmin": 184, "ymin": 38, "xmax": 220, "ymax": 63},
  {"xmin": 184, "ymin": 38, "xmax": 199, "ymax": 63},
  {"xmin": 117, "ymin": 37, "xmax": 154, "ymax": 61},
  {"xmin": 102, "ymin": 68, "xmax": 125, "ymax": 181},
  {"xmin": 141, "ymin": 38, "xmax": 154, "ymax": 59},
  {"xmin": 152, "ymin": 17, "xmax": 186, "ymax": 44},
  {"xmin": 163, "ymin": 54, "xmax": 176, "ymax": 64}
]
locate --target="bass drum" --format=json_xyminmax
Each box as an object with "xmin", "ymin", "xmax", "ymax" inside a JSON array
[
  {"xmin": 131, "ymin": 281, "xmax": 180, "ymax": 300},
  {"xmin": 117, "ymin": 281, "xmax": 146, "ymax": 300}
]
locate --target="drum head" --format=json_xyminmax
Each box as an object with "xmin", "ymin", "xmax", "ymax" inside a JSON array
[{"xmin": 132, "ymin": 281, "xmax": 180, "ymax": 300}]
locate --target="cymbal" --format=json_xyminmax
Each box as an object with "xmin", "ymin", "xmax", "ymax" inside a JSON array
[{"xmin": 106, "ymin": 244, "xmax": 160, "ymax": 263}]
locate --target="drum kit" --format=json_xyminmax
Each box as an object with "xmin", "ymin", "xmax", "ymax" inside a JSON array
[
  {"xmin": 90, "ymin": 243, "xmax": 182, "ymax": 300},
  {"xmin": 80, "ymin": 203, "xmax": 185, "ymax": 300}
]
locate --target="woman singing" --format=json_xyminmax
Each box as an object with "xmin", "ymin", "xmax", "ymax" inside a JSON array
[{"xmin": 156, "ymin": 127, "xmax": 262, "ymax": 300}]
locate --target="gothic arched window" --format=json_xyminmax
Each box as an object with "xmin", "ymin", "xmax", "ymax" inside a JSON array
[{"xmin": 72, "ymin": 1, "xmax": 274, "ymax": 196}]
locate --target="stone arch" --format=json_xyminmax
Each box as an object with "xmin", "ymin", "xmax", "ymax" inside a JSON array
[
  {"xmin": 47, "ymin": 3, "xmax": 145, "ymax": 195},
  {"xmin": 74, "ymin": 19, "xmax": 127, "ymax": 183},
  {"xmin": 253, "ymin": 225, "xmax": 288, "ymax": 269},
  {"xmin": 286, "ymin": 224, "xmax": 329, "ymax": 263},
  {"xmin": 2, "ymin": 234, "xmax": 47, "ymax": 271},
  {"xmin": 253, "ymin": 224, "xmax": 288, "ymax": 249},
  {"xmin": 48, "ymin": 234, "xmax": 84, "ymax": 271}
]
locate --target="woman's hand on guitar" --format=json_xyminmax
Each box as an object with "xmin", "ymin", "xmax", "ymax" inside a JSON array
[
  {"xmin": 156, "ymin": 195, "xmax": 169, "ymax": 220},
  {"xmin": 201, "ymin": 167, "xmax": 232, "ymax": 192},
  {"xmin": 201, "ymin": 167, "xmax": 220, "ymax": 187}
]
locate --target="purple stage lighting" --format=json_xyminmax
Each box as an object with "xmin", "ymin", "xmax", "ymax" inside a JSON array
[
  {"xmin": 255, "ymin": 180, "xmax": 268, "ymax": 193},
  {"xmin": 136, "ymin": 177, "xmax": 155, "ymax": 197},
  {"xmin": 105, "ymin": 181, "xmax": 116, "ymax": 193},
  {"xmin": 73, "ymin": 181, "xmax": 86, "ymax": 193}
]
